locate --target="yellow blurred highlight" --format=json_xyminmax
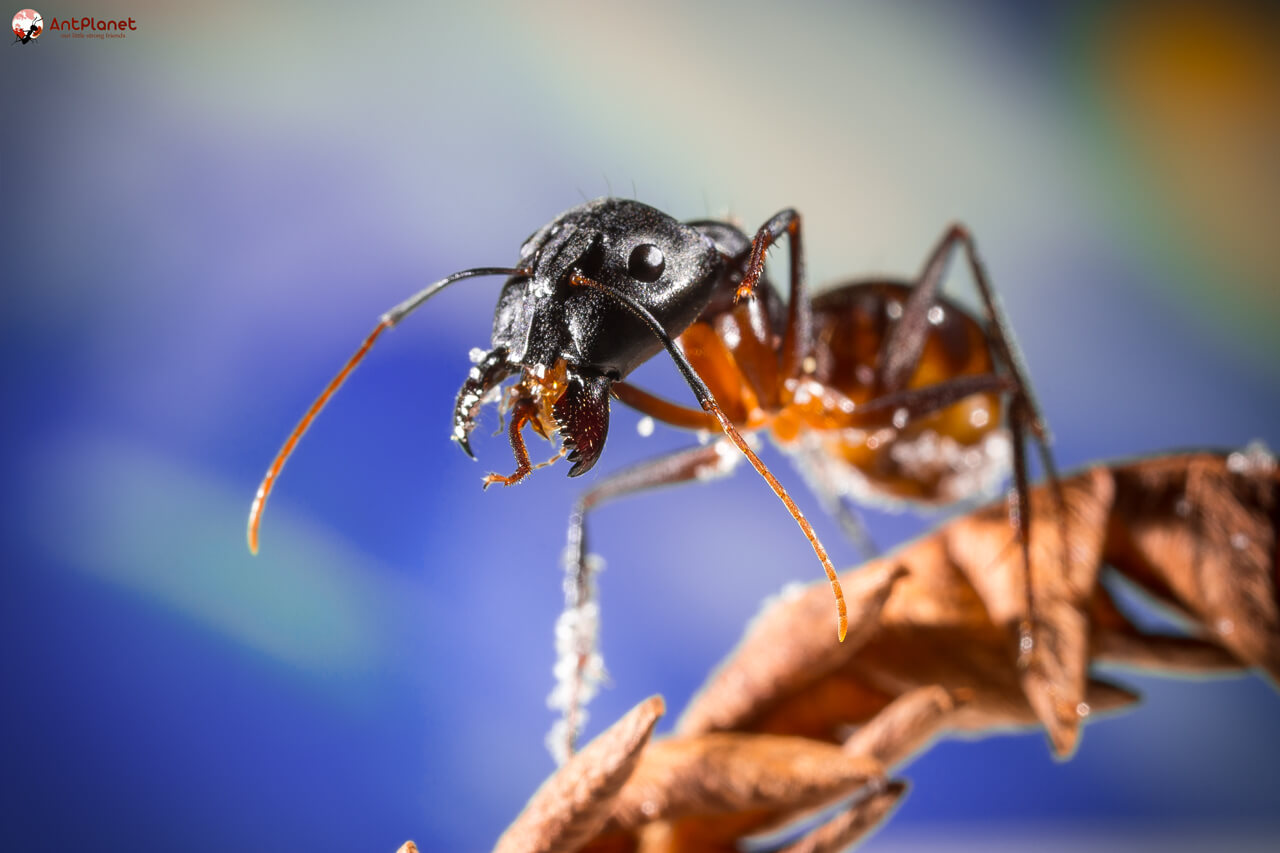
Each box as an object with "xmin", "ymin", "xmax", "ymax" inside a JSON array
[{"xmin": 1096, "ymin": 2, "xmax": 1280, "ymax": 307}]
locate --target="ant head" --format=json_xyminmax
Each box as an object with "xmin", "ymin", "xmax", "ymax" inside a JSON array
[
  {"xmin": 456, "ymin": 199, "xmax": 724, "ymax": 476},
  {"xmin": 494, "ymin": 198, "xmax": 723, "ymax": 378}
]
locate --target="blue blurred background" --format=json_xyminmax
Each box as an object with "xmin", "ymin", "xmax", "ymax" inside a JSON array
[{"xmin": 4, "ymin": 1, "xmax": 1279, "ymax": 850}]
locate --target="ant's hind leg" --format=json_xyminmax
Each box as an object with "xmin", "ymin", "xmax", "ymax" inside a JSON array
[
  {"xmin": 881, "ymin": 224, "xmax": 1064, "ymax": 663},
  {"xmin": 551, "ymin": 441, "xmax": 740, "ymax": 762},
  {"xmin": 933, "ymin": 226, "xmax": 1067, "ymax": 661}
]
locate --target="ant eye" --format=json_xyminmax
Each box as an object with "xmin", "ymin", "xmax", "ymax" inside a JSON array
[{"xmin": 627, "ymin": 244, "xmax": 665, "ymax": 283}]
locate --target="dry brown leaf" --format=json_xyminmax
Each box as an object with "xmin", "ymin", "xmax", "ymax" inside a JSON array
[
  {"xmin": 603, "ymin": 734, "xmax": 885, "ymax": 852},
  {"xmin": 1104, "ymin": 451, "xmax": 1280, "ymax": 680},
  {"xmin": 494, "ymin": 695, "xmax": 664, "ymax": 853},
  {"xmin": 679, "ymin": 453, "xmax": 1275, "ymax": 761},
  {"xmin": 943, "ymin": 466, "xmax": 1115, "ymax": 754},
  {"xmin": 729, "ymin": 687, "xmax": 946, "ymax": 842},
  {"xmin": 774, "ymin": 781, "xmax": 907, "ymax": 853},
  {"xmin": 840, "ymin": 686, "xmax": 958, "ymax": 769},
  {"xmin": 493, "ymin": 450, "xmax": 1279, "ymax": 853},
  {"xmin": 1090, "ymin": 581, "xmax": 1243, "ymax": 673},
  {"xmin": 678, "ymin": 561, "xmax": 908, "ymax": 736},
  {"xmin": 845, "ymin": 626, "xmax": 1139, "ymax": 744},
  {"xmin": 604, "ymin": 733, "xmax": 882, "ymax": 832}
]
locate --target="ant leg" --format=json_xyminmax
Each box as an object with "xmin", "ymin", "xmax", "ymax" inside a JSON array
[
  {"xmin": 737, "ymin": 209, "xmax": 813, "ymax": 378},
  {"xmin": 884, "ymin": 225, "xmax": 1054, "ymax": 462},
  {"xmin": 879, "ymin": 224, "xmax": 1064, "ymax": 662},
  {"xmin": 482, "ymin": 400, "xmax": 537, "ymax": 488},
  {"xmin": 851, "ymin": 373, "xmax": 1016, "ymax": 428},
  {"xmin": 553, "ymin": 442, "xmax": 739, "ymax": 761},
  {"xmin": 941, "ymin": 226, "xmax": 1066, "ymax": 662},
  {"xmin": 612, "ymin": 381, "xmax": 720, "ymax": 431}
]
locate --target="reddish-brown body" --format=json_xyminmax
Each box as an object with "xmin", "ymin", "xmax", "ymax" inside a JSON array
[{"xmin": 617, "ymin": 279, "xmax": 1005, "ymax": 508}]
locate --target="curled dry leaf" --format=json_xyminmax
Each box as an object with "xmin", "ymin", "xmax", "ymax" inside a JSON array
[
  {"xmin": 839, "ymin": 686, "xmax": 957, "ymax": 769},
  {"xmin": 494, "ymin": 450, "xmax": 1278, "ymax": 853},
  {"xmin": 678, "ymin": 560, "xmax": 909, "ymax": 736},
  {"xmin": 681, "ymin": 451, "xmax": 1277, "ymax": 759},
  {"xmin": 494, "ymin": 695, "xmax": 664, "ymax": 853},
  {"xmin": 604, "ymin": 733, "xmax": 881, "ymax": 831},
  {"xmin": 1103, "ymin": 451, "xmax": 1280, "ymax": 679},
  {"xmin": 774, "ymin": 781, "xmax": 907, "ymax": 853},
  {"xmin": 576, "ymin": 731, "xmax": 887, "ymax": 852},
  {"xmin": 941, "ymin": 466, "xmax": 1115, "ymax": 753}
]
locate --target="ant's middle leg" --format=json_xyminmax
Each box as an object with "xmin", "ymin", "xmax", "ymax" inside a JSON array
[{"xmin": 553, "ymin": 441, "xmax": 741, "ymax": 760}]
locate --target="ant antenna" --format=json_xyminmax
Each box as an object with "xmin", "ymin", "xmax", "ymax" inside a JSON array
[
  {"xmin": 568, "ymin": 272, "xmax": 849, "ymax": 642},
  {"xmin": 247, "ymin": 266, "xmax": 528, "ymax": 554}
]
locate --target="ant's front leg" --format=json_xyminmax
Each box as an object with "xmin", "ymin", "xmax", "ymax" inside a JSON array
[
  {"xmin": 737, "ymin": 209, "xmax": 813, "ymax": 379},
  {"xmin": 482, "ymin": 399, "xmax": 539, "ymax": 489},
  {"xmin": 552, "ymin": 441, "xmax": 740, "ymax": 762}
]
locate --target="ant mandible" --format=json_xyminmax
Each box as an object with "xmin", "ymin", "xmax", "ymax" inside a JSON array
[{"xmin": 247, "ymin": 198, "xmax": 1059, "ymax": 652}]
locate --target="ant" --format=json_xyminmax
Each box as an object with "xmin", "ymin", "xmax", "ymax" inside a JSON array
[
  {"xmin": 13, "ymin": 16, "xmax": 41, "ymax": 44},
  {"xmin": 247, "ymin": 198, "xmax": 1058, "ymax": 659}
]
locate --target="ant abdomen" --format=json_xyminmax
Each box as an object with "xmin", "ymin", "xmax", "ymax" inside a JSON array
[{"xmin": 780, "ymin": 281, "xmax": 1008, "ymax": 505}]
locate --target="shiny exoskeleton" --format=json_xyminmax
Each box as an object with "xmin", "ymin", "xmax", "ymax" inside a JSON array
[{"xmin": 248, "ymin": 197, "xmax": 1058, "ymax": 668}]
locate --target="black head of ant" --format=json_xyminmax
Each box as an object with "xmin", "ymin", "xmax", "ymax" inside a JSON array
[{"xmin": 457, "ymin": 198, "xmax": 725, "ymax": 478}]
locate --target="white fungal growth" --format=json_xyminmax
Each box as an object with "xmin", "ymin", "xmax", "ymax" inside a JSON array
[
  {"xmin": 695, "ymin": 439, "xmax": 742, "ymax": 482},
  {"xmin": 546, "ymin": 548, "xmax": 607, "ymax": 766},
  {"xmin": 468, "ymin": 347, "xmax": 488, "ymax": 364},
  {"xmin": 889, "ymin": 429, "xmax": 1012, "ymax": 504},
  {"xmin": 786, "ymin": 428, "xmax": 1012, "ymax": 515},
  {"xmin": 636, "ymin": 416, "xmax": 655, "ymax": 438},
  {"xmin": 1227, "ymin": 439, "xmax": 1276, "ymax": 476}
]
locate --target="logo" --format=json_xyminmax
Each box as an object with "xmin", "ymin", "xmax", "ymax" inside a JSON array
[{"xmin": 11, "ymin": 8, "xmax": 41, "ymax": 43}]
